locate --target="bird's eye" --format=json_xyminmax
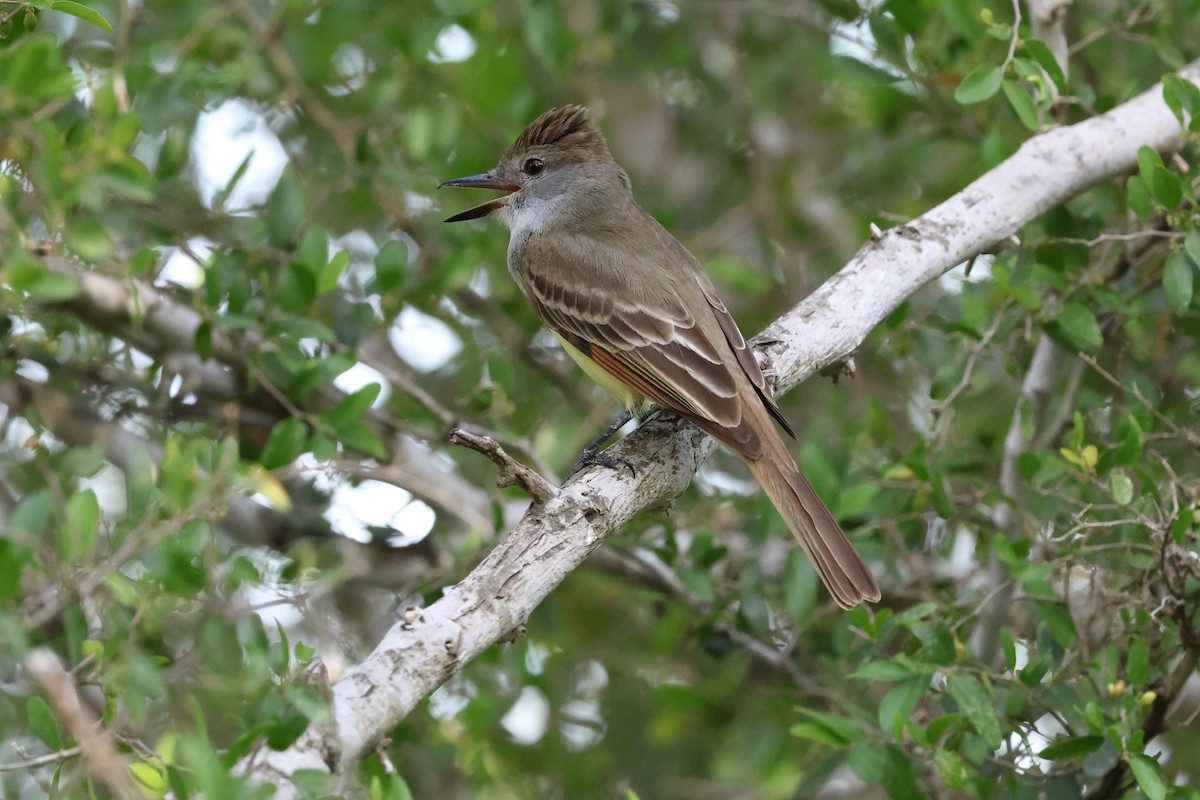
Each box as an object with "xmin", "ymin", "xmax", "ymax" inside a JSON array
[{"xmin": 523, "ymin": 158, "xmax": 545, "ymax": 176}]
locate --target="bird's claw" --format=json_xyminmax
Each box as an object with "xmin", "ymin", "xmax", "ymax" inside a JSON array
[{"xmin": 569, "ymin": 450, "xmax": 636, "ymax": 479}]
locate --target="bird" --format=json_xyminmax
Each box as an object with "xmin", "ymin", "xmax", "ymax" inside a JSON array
[{"xmin": 440, "ymin": 105, "xmax": 879, "ymax": 609}]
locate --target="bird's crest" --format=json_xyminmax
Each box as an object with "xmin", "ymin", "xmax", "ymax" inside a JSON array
[{"xmin": 508, "ymin": 105, "xmax": 609, "ymax": 160}]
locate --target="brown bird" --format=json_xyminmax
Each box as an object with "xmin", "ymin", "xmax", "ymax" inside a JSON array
[{"xmin": 441, "ymin": 105, "xmax": 879, "ymax": 608}]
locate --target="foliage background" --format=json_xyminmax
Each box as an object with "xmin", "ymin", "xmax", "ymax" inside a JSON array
[{"xmin": 1, "ymin": 0, "xmax": 1199, "ymax": 798}]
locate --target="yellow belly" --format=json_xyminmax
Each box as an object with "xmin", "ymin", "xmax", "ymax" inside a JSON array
[{"xmin": 553, "ymin": 333, "xmax": 650, "ymax": 412}]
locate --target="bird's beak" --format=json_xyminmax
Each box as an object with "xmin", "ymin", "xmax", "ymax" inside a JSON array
[{"xmin": 438, "ymin": 172, "xmax": 521, "ymax": 222}]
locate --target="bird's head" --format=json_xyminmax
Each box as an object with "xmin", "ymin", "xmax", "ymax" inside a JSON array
[{"xmin": 440, "ymin": 105, "xmax": 628, "ymax": 228}]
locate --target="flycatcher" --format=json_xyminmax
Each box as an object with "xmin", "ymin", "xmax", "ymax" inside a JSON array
[{"xmin": 441, "ymin": 105, "xmax": 879, "ymax": 609}]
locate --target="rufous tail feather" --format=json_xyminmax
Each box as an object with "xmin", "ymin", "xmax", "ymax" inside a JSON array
[{"xmin": 746, "ymin": 443, "xmax": 879, "ymax": 609}]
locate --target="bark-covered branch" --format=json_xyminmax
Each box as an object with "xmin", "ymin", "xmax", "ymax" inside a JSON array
[
  {"xmin": 240, "ymin": 62, "xmax": 1200, "ymax": 794},
  {"xmin": 0, "ymin": 377, "xmax": 446, "ymax": 607},
  {"xmin": 28, "ymin": 259, "xmax": 520, "ymax": 550}
]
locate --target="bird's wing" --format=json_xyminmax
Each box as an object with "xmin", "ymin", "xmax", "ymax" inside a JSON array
[{"xmin": 521, "ymin": 233, "xmax": 788, "ymax": 457}]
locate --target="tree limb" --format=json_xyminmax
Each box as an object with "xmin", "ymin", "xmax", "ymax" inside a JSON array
[
  {"xmin": 240, "ymin": 62, "xmax": 1200, "ymax": 794},
  {"xmin": 26, "ymin": 648, "xmax": 137, "ymax": 800}
]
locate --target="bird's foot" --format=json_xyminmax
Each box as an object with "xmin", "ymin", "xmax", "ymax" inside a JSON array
[
  {"xmin": 569, "ymin": 448, "xmax": 636, "ymax": 479},
  {"xmin": 567, "ymin": 408, "xmax": 637, "ymax": 478}
]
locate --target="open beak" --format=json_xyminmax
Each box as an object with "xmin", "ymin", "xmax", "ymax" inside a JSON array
[{"xmin": 438, "ymin": 172, "xmax": 521, "ymax": 222}]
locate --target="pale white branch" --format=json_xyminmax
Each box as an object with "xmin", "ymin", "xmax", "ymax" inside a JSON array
[{"xmin": 242, "ymin": 62, "xmax": 1200, "ymax": 795}]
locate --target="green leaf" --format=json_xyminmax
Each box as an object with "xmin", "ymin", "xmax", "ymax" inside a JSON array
[
  {"xmin": 1023, "ymin": 39, "xmax": 1067, "ymax": 92},
  {"xmin": 98, "ymin": 160, "xmax": 156, "ymax": 203},
  {"xmin": 1162, "ymin": 75, "xmax": 1200, "ymax": 129},
  {"xmin": 848, "ymin": 743, "xmax": 886, "ymax": 783},
  {"xmin": 1002, "ymin": 79, "xmax": 1039, "ymax": 131},
  {"xmin": 213, "ymin": 151, "xmax": 254, "ymax": 211},
  {"xmin": 933, "ymin": 748, "xmax": 967, "ymax": 790},
  {"xmin": 811, "ymin": 0, "xmax": 859, "ymax": 20},
  {"xmin": 27, "ymin": 696, "xmax": 62, "ymax": 749},
  {"xmin": 1163, "ymin": 250, "xmax": 1194, "ymax": 314},
  {"xmin": 1053, "ymin": 302, "xmax": 1103, "ymax": 352},
  {"xmin": 794, "ymin": 708, "xmax": 866, "ymax": 745},
  {"xmin": 322, "ymin": 384, "xmax": 382, "ymax": 429},
  {"xmin": 677, "ymin": 568, "xmax": 716, "ymax": 604},
  {"xmin": 129, "ymin": 248, "xmax": 159, "ymax": 277},
  {"xmin": 265, "ymin": 167, "xmax": 306, "ymax": 247},
  {"xmin": 1019, "ymin": 654, "xmax": 1051, "ymax": 687},
  {"xmin": 1016, "ymin": 451, "xmax": 1041, "ymax": 481},
  {"xmin": 130, "ymin": 762, "xmax": 166, "ymax": 793},
  {"xmin": 156, "ymin": 125, "xmax": 190, "ymax": 178},
  {"xmin": 1136, "ymin": 146, "xmax": 1182, "ymax": 208},
  {"xmin": 853, "ymin": 659, "xmax": 917, "ymax": 682},
  {"xmin": 884, "ymin": 0, "xmax": 927, "ymax": 34},
  {"xmin": 893, "ymin": 601, "xmax": 938, "ymax": 627},
  {"xmin": 49, "ymin": 0, "xmax": 112, "ymax": 31},
  {"xmin": 1037, "ymin": 600, "xmax": 1077, "ymax": 649},
  {"xmin": 260, "ymin": 418, "xmax": 309, "ymax": 470},
  {"xmin": 1171, "ymin": 507, "xmax": 1194, "ymax": 544},
  {"xmin": 1038, "ymin": 735, "xmax": 1104, "ymax": 761},
  {"xmin": 337, "ymin": 420, "xmax": 387, "ymax": 459},
  {"xmin": 837, "ymin": 482, "xmax": 879, "ymax": 518},
  {"xmin": 273, "ymin": 315, "xmax": 337, "ymax": 342},
  {"xmin": 319, "ymin": 250, "xmax": 350, "ymax": 295},
  {"xmin": 868, "ymin": 13, "xmax": 907, "ymax": 61},
  {"xmin": 945, "ymin": 673, "xmax": 1002, "ymax": 748},
  {"xmin": 7, "ymin": 261, "xmax": 81, "ymax": 301},
  {"xmin": 925, "ymin": 713, "xmax": 959, "ymax": 744},
  {"xmin": 1129, "ymin": 754, "xmax": 1167, "ymax": 800},
  {"xmin": 882, "ymin": 744, "xmax": 928, "ymax": 800},
  {"xmin": 265, "ymin": 712, "xmax": 310, "ymax": 750},
  {"xmin": 371, "ymin": 773, "xmax": 416, "ymax": 800},
  {"xmin": 11, "ymin": 488, "xmax": 53, "ymax": 537},
  {"xmin": 1002, "ymin": 628, "xmax": 1017, "ymax": 671},
  {"xmin": 125, "ymin": 444, "xmax": 155, "ymax": 521},
  {"xmin": 198, "ymin": 617, "xmax": 242, "ymax": 676},
  {"xmin": 789, "ymin": 722, "xmax": 851, "ymax": 747},
  {"xmin": 1127, "ymin": 637, "xmax": 1149, "ymax": 686},
  {"xmin": 879, "ymin": 678, "xmax": 926, "ymax": 740},
  {"xmin": 930, "ymin": 472, "xmax": 955, "ymax": 518},
  {"xmin": 61, "ymin": 489, "xmax": 100, "ymax": 562},
  {"xmin": 296, "ymin": 227, "xmax": 327, "ymax": 276},
  {"xmin": 3, "ymin": 34, "xmax": 76, "ymax": 103},
  {"xmin": 1109, "ymin": 471, "xmax": 1134, "ymax": 506},
  {"xmin": 65, "ymin": 218, "xmax": 114, "ymax": 260},
  {"xmin": 194, "ymin": 320, "xmax": 213, "ymax": 360},
  {"xmin": 1185, "ymin": 229, "xmax": 1200, "ymax": 267},
  {"xmin": 276, "ymin": 261, "xmax": 317, "ymax": 314},
  {"xmin": 955, "ymin": 63, "xmax": 1003, "ymax": 104},
  {"xmin": 783, "ymin": 547, "xmax": 817, "ymax": 624},
  {"xmin": 1126, "ymin": 176, "xmax": 1150, "ymax": 221},
  {"xmin": 294, "ymin": 641, "xmax": 315, "ymax": 665},
  {"xmin": 1114, "ymin": 414, "xmax": 1143, "ymax": 466},
  {"xmin": 0, "ymin": 539, "xmax": 32, "ymax": 602},
  {"xmin": 375, "ymin": 240, "xmax": 408, "ymax": 292}
]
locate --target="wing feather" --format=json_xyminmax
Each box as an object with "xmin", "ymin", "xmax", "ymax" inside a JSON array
[
  {"xmin": 522, "ymin": 233, "xmax": 773, "ymax": 456},
  {"xmin": 698, "ymin": 280, "xmax": 796, "ymax": 438}
]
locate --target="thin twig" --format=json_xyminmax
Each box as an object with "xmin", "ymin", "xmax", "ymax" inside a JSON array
[
  {"xmin": 449, "ymin": 428, "xmax": 558, "ymax": 504},
  {"xmin": 602, "ymin": 546, "xmax": 822, "ymax": 692},
  {"xmin": 1078, "ymin": 353, "xmax": 1200, "ymax": 448},
  {"xmin": 0, "ymin": 745, "xmax": 83, "ymax": 773},
  {"xmin": 931, "ymin": 298, "xmax": 1012, "ymax": 418},
  {"xmin": 1002, "ymin": 0, "xmax": 1023, "ymax": 71},
  {"xmin": 1034, "ymin": 230, "xmax": 1182, "ymax": 247}
]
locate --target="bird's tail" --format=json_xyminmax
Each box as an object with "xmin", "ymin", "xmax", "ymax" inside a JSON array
[{"xmin": 746, "ymin": 442, "xmax": 879, "ymax": 609}]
